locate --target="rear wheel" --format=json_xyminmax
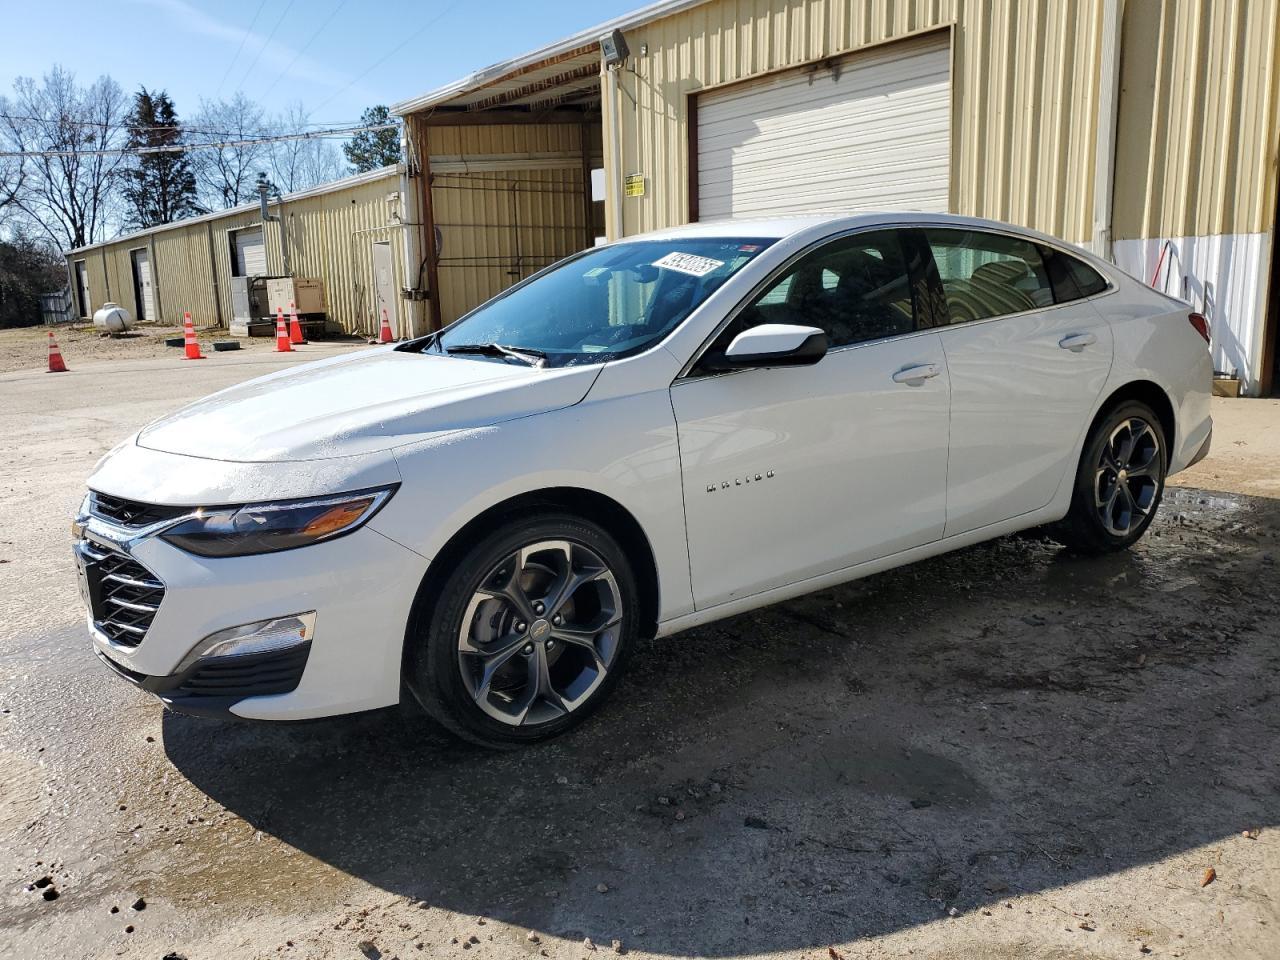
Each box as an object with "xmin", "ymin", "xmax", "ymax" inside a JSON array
[
  {"xmin": 1052, "ymin": 401, "xmax": 1167, "ymax": 554},
  {"xmin": 405, "ymin": 514, "xmax": 637, "ymax": 748}
]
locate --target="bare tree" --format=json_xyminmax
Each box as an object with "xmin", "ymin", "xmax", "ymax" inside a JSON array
[
  {"xmin": 2, "ymin": 67, "xmax": 129, "ymax": 249},
  {"xmin": 0, "ymin": 144, "xmax": 25, "ymax": 232},
  {"xmin": 189, "ymin": 93, "xmax": 268, "ymax": 210},
  {"xmin": 270, "ymin": 103, "xmax": 344, "ymax": 193}
]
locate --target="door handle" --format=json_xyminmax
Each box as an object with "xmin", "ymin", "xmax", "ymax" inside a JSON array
[
  {"xmin": 1059, "ymin": 332, "xmax": 1097, "ymax": 352},
  {"xmin": 892, "ymin": 363, "xmax": 940, "ymax": 385}
]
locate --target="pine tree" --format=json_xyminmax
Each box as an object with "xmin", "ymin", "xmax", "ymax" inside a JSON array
[
  {"xmin": 343, "ymin": 106, "xmax": 400, "ymax": 173},
  {"xmin": 122, "ymin": 87, "xmax": 198, "ymax": 228}
]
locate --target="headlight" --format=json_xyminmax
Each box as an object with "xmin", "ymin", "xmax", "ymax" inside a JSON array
[{"xmin": 160, "ymin": 486, "xmax": 396, "ymax": 558}]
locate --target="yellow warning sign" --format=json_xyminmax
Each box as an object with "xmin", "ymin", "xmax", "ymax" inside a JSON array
[{"xmin": 624, "ymin": 174, "xmax": 645, "ymax": 198}]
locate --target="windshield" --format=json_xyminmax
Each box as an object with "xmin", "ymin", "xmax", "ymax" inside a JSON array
[{"xmin": 435, "ymin": 237, "xmax": 776, "ymax": 367}]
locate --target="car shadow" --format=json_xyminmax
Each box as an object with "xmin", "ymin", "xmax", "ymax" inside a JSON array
[{"xmin": 161, "ymin": 487, "xmax": 1280, "ymax": 955}]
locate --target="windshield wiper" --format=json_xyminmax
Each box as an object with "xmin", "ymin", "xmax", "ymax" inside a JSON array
[{"xmin": 445, "ymin": 342, "xmax": 546, "ymax": 367}]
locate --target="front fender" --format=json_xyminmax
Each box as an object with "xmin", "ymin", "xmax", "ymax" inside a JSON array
[{"xmin": 368, "ymin": 389, "xmax": 695, "ymax": 622}]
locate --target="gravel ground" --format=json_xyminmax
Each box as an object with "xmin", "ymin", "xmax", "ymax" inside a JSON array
[
  {"xmin": 0, "ymin": 354, "xmax": 1276, "ymax": 960},
  {"xmin": 0, "ymin": 323, "xmax": 365, "ymax": 374}
]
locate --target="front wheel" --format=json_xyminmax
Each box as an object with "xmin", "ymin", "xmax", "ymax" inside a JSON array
[
  {"xmin": 404, "ymin": 513, "xmax": 638, "ymax": 748},
  {"xmin": 1052, "ymin": 401, "xmax": 1167, "ymax": 554}
]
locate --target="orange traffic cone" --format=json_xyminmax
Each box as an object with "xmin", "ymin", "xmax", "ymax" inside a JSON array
[
  {"xmin": 47, "ymin": 331, "xmax": 68, "ymax": 373},
  {"xmin": 182, "ymin": 312, "xmax": 204, "ymax": 360},
  {"xmin": 378, "ymin": 308, "xmax": 394, "ymax": 344},
  {"xmin": 288, "ymin": 300, "xmax": 306, "ymax": 345},
  {"xmin": 275, "ymin": 307, "xmax": 292, "ymax": 353}
]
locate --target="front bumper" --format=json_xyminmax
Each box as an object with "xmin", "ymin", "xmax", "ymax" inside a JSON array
[
  {"xmin": 78, "ymin": 522, "xmax": 429, "ymax": 720},
  {"xmin": 95, "ymin": 642, "xmax": 312, "ymax": 720}
]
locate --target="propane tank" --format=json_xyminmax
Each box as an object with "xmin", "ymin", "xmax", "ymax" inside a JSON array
[{"xmin": 92, "ymin": 302, "xmax": 131, "ymax": 333}]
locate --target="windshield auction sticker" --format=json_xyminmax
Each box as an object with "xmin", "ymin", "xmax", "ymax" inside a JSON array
[{"xmin": 653, "ymin": 252, "xmax": 725, "ymax": 277}]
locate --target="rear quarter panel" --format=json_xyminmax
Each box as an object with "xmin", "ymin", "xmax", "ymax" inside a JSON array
[{"xmin": 1099, "ymin": 279, "xmax": 1213, "ymax": 474}]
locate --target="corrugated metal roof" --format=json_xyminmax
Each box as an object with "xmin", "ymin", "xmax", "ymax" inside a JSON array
[
  {"xmin": 390, "ymin": 0, "xmax": 714, "ymax": 116},
  {"xmin": 66, "ymin": 165, "xmax": 401, "ymax": 256}
]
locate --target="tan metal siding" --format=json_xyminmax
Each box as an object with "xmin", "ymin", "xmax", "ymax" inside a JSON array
[
  {"xmin": 1113, "ymin": 0, "xmax": 1280, "ymax": 240},
  {"xmin": 152, "ymin": 221, "xmax": 218, "ymax": 325},
  {"xmin": 607, "ymin": 0, "xmax": 1106, "ymax": 244},
  {"xmin": 275, "ymin": 177, "xmax": 406, "ymax": 336},
  {"xmin": 63, "ymin": 171, "xmax": 404, "ymax": 335}
]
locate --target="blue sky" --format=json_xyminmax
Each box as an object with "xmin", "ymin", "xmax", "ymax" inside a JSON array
[{"xmin": 0, "ymin": 0, "xmax": 641, "ymax": 124}]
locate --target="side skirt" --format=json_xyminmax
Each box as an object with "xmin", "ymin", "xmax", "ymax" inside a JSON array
[{"xmin": 655, "ymin": 502, "xmax": 1067, "ymax": 639}]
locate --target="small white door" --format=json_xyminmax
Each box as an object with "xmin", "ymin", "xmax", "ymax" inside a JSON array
[
  {"xmin": 371, "ymin": 240, "xmax": 397, "ymax": 335},
  {"xmin": 696, "ymin": 33, "xmax": 951, "ymax": 219},
  {"xmin": 131, "ymin": 249, "xmax": 155, "ymax": 322},
  {"xmin": 672, "ymin": 229, "xmax": 950, "ymax": 609},
  {"xmin": 235, "ymin": 229, "xmax": 266, "ymax": 276},
  {"xmin": 923, "ymin": 228, "xmax": 1115, "ymax": 536}
]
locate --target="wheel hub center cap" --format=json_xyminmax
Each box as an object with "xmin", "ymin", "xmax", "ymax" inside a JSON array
[
  {"xmin": 529, "ymin": 619, "xmax": 552, "ymax": 641},
  {"xmin": 1118, "ymin": 469, "xmax": 1128, "ymax": 482}
]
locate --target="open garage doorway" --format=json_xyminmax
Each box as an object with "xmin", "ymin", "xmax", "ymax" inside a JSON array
[{"xmin": 399, "ymin": 45, "xmax": 603, "ymax": 328}]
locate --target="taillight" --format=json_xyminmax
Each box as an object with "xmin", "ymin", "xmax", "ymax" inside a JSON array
[{"xmin": 1188, "ymin": 312, "xmax": 1210, "ymax": 345}]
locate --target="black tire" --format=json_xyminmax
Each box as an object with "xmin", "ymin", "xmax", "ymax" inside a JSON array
[
  {"xmin": 404, "ymin": 512, "xmax": 638, "ymax": 749},
  {"xmin": 1052, "ymin": 400, "xmax": 1168, "ymax": 555}
]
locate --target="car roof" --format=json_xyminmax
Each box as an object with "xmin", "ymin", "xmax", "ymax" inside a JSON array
[
  {"xmin": 626, "ymin": 212, "xmax": 1121, "ymax": 285},
  {"xmin": 632, "ymin": 211, "xmax": 1087, "ymax": 251}
]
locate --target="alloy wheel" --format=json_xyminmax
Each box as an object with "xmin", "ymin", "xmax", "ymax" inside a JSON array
[
  {"xmin": 457, "ymin": 539, "xmax": 623, "ymax": 726},
  {"xmin": 1094, "ymin": 417, "xmax": 1162, "ymax": 537}
]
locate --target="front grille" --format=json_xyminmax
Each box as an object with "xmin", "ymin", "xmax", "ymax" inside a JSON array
[
  {"xmin": 81, "ymin": 541, "xmax": 165, "ymax": 649},
  {"xmin": 174, "ymin": 643, "xmax": 311, "ymax": 699},
  {"xmin": 90, "ymin": 492, "xmax": 188, "ymax": 528}
]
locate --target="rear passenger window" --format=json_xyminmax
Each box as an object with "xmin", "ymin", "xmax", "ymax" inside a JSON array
[
  {"xmin": 732, "ymin": 231, "xmax": 917, "ymax": 349},
  {"xmin": 925, "ymin": 229, "xmax": 1054, "ymax": 323},
  {"xmin": 1040, "ymin": 245, "xmax": 1109, "ymax": 303}
]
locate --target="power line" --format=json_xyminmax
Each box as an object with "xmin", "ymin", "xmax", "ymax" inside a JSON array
[
  {"xmin": 310, "ymin": 0, "xmax": 465, "ymax": 115},
  {"xmin": 0, "ymin": 112, "xmax": 369, "ymax": 138},
  {"xmin": 215, "ymin": 0, "xmax": 270, "ymax": 97},
  {"xmin": 0, "ymin": 122, "xmax": 400, "ymax": 158},
  {"xmin": 235, "ymin": 0, "xmax": 299, "ymax": 93},
  {"xmin": 258, "ymin": 0, "xmax": 350, "ymax": 104}
]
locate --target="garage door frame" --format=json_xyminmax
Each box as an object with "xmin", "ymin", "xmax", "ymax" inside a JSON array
[{"xmin": 687, "ymin": 25, "xmax": 955, "ymax": 223}]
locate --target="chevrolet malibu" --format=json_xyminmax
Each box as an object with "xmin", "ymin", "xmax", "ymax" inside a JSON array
[{"xmin": 75, "ymin": 213, "xmax": 1212, "ymax": 747}]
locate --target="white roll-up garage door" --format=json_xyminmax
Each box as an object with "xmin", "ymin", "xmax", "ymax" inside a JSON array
[
  {"xmin": 695, "ymin": 33, "xmax": 951, "ymax": 220},
  {"xmin": 234, "ymin": 229, "xmax": 267, "ymax": 276}
]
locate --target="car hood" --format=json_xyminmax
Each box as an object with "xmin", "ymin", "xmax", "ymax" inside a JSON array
[{"xmin": 137, "ymin": 348, "xmax": 601, "ymax": 462}]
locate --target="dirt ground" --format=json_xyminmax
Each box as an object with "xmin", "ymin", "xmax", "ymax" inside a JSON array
[
  {"xmin": 0, "ymin": 352, "xmax": 1276, "ymax": 960},
  {"xmin": 0, "ymin": 322, "xmax": 366, "ymax": 374}
]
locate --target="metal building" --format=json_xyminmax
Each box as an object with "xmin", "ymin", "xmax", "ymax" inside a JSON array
[
  {"xmin": 64, "ymin": 166, "xmax": 408, "ymax": 338},
  {"xmin": 393, "ymin": 0, "xmax": 1280, "ymax": 395}
]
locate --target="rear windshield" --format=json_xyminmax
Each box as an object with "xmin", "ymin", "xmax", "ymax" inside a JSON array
[{"xmin": 435, "ymin": 238, "xmax": 776, "ymax": 367}]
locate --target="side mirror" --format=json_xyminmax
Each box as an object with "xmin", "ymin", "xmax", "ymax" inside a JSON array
[{"xmin": 701, "ymin": 323, "xmax": 828, "ymax": 371}]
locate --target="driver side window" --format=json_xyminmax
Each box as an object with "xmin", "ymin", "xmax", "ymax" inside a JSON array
[{"xmin": 713, "ymin": 231, "xmax": 918, "ymax": 353}]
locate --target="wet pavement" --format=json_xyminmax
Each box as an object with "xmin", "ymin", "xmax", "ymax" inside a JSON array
[{"xmin": 1, "ymin": 355, "xmax": 1277, "ymax": 960}]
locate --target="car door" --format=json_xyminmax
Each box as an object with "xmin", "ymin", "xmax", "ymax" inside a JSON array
[
  {"xmin": 670, "ymin": 229, "xmax": 950, "ymax": 610},
  {"xmin": 921, "ymin": 227, "xmax": 1115, "ymax": 536}
]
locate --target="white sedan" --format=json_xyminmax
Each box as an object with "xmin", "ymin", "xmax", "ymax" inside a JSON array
[{"xmin": 75, "ymin": 213, "xmax": 1212, "ymax": 747}]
